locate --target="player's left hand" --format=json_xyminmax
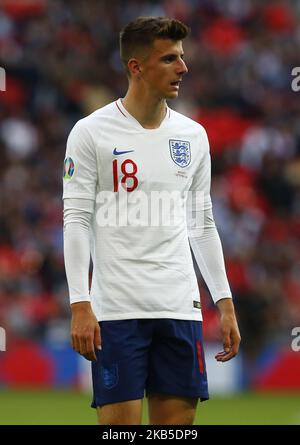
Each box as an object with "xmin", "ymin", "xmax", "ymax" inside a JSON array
[{"xmin": 215, "ymin": 298, "xmax": 241, "ymax": 362}]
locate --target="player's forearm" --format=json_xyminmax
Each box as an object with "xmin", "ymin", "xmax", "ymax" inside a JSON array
[
  {"xmin": 216, "ymin": 297, "xmax": 236, "ymax": 316},
  {"xmin": 70, "ymin": 301, "xmax": 93, "ymax": 313},
  {"xmin": 188, "ymin": 209, "xmax": 232, "ymax": 304},
  {"xmin": 63, "ymin": 198, "xmax": 94, "ymax": 304}
]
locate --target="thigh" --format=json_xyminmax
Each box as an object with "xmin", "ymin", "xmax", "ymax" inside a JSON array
[
  {"xmin": 91, "ymin": 320, "xmax": 152, "ymax": 409},
  {"xmin": 97, "ymin": 399, "xmax": 143, "ymax": 425},
  {"xmin": 146, "ymin": 320, "xmax": 209, "ymax": 401},
  {"xmin": 148, "ymin": 394, "xmax": 198, "ymax": 425}
]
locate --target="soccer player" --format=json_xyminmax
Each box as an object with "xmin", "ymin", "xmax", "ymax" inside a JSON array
[{"xmin": 63, "ymin": 16, "xmax": 241, "ymax": 425}]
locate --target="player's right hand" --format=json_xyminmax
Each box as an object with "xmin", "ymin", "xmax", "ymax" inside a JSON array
[{"xmin": 70, "ymin": 301, "xmax": 101, "ymax": 361}]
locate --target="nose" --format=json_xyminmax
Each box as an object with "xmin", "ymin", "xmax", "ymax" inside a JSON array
[{"xmin": 178, "ymin": 58, "xmax": 188, "ymax": 75}]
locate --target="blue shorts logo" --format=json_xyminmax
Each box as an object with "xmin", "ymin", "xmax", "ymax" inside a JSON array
[
  {"xmin": 169, "ymin": 140, "xmax": 191, "ymax": 167},
  {"xmin": 101, "ymin": 364, "xmax": 119, "ymax": 389}
]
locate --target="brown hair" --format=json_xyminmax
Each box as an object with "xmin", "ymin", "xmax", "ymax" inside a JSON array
[{"xmin": 120, "ymin": 16, "xmax": 189, "ymax": 75}]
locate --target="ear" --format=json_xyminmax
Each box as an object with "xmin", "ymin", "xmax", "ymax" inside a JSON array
[{"xmin": 127, "ymin": 58, "xmax": 142, "ymax": 76}]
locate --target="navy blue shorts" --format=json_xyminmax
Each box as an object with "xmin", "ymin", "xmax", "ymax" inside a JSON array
[{"xmin": 91, "ymin": 319, "xmax": 209, "ymax": 407}]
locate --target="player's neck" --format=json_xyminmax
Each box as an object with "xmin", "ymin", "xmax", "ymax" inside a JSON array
[{"xmin": 122, "ymin": 89, "xmax": 167, "ymax": 129}]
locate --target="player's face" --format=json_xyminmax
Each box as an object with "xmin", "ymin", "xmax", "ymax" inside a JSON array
[{"xmin": 139, "ymin": 39, "xmax": 188, "ymax": 99}]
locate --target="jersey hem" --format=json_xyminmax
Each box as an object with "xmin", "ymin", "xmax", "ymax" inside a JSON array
[{"xmin": 95, "ymin": 312, "xmax": 203, "ymax": 322}]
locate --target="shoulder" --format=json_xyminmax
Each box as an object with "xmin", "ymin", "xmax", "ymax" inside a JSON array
[
  {"xmin": 169, "ymin": 108, "xmax": 208, "ymax": 138},
  {"xmin": 66, "ymin": 101, "xmax": 119, "ymax": 152},
  {"xmin": 169, "ymin": 108, "xmax": 210, "ymax": 157},
  {"xmin": 70, "ymin": 100, "xmax": 118, "ymax": 136}
]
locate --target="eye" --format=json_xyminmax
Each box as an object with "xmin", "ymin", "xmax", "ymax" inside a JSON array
[{"xmin": 163, "ymin": 55, "xmax": 176, "ymax": 63}]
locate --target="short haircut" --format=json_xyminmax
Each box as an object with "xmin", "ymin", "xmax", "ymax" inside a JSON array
[{"xmin": 120, "ymin": 16, "xmax": 189, "ymax": 75}]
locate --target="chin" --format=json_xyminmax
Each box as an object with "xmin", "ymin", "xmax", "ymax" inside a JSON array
[{"xmin": 165, "ymin": 91, "xmax": 179, "ymax": 99}]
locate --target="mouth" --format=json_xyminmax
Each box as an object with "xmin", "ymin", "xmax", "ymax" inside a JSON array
[
  {"xmin": 170, "ymin": 80, "xmax": 181, "ymax": 91},
  {"xmin": 170, "ymin": 80, "xmax": 181, "ymax": 87}
]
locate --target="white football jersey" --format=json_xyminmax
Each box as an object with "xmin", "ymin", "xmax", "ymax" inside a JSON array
[{"xmin": 63, "ymin": 99, "xmax": 231, "ymax": 321}]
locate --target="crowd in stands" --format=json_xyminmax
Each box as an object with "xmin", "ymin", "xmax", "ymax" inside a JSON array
[{"xmin": 0, "ymin": 0, "xmax": 299, "ymax": 361}]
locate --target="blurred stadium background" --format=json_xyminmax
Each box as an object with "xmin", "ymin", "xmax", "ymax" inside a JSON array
[{"xmin": 0, "ymin": 0, "xmax": 300, "ymax": 425}]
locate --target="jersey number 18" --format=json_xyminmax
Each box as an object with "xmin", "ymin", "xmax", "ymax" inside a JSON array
[{"xmin": 113, "ymin": 159, "xmax": 138, "ymax": 192}]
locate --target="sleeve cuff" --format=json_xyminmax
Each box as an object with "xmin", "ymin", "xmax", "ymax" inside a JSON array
[
  {"xmin": 212, "ymin": 293, "xmax": 232, "ymax": 304},
  {"xmin": 70, "ymin": 295, "xmax": 91, "ymax": 304}
]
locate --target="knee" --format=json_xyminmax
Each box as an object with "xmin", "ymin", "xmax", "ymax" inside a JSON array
[
  {"xmin": 151, "ymin": 409, "xmax": 196, "ymax": 425},
  {"xmin": 97, "ymin": 403, "xmax": 142, "ymax": 425},
  {"xmin": 98, "ymin": 412, "xmax": 140, "ymax": 425}
]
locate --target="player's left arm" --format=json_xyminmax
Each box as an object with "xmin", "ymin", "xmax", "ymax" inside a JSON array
[{"xmin": 187, "ymin": 127, "xmax": 241, "ymax": 361}]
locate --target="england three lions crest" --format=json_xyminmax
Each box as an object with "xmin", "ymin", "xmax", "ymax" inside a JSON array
[{"xmin": 169, "ymin": 139, "xmax": 191, "ymax": 167}]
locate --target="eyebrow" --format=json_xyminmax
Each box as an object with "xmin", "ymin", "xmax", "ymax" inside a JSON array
[{"xmin": 159, "ymin": 52, "xmax": 185, "ymax": 60}]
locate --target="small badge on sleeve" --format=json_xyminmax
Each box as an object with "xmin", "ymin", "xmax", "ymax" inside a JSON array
[
  {"xmin": 63, "ymin": 157, "xmax": 75, "ymax": 179},
  {"xmin": 193, "ymin": 301, "xmax": 201, "ymax": 310}
]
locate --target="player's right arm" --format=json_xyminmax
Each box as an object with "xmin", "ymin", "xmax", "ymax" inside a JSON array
[
  {"xmin": 63, "ymin": 121, "xmax": 101, "ymax": 361},
  {"xmin": 187, "ymin": 126, "xmax": 241, "ymax": 361}
]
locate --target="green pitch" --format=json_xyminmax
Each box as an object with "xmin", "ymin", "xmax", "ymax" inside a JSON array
[{"xmin": 0, "ymin": 390, "xmax": 299, "ymax": 425}]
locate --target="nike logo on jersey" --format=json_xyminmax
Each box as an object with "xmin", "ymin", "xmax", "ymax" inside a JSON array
[{"xmin": 113, "ymin": 148, "xmax": 134, "ymax": 156}]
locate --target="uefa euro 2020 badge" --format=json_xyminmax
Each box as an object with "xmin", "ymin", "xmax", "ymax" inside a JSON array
[
  {"xmin": 169, "ymin": 139, "xmax": 191, "ymax": 167},
  {"xmin": 63, "ymin": 157, "xmax": 75, "ymax": 180}
]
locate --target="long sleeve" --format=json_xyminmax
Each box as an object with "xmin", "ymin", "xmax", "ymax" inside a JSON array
[
  {"xmin": 64, "ymin": 198, "xmax": 94, "ymax": 303},
  {"xmin": 187, "ymin": 128, "xmax": 232, "ymax": 303},
  {"xmin": 188, "ymin": 208, "xmax": 232, "ymax": 303},
  {"xmin": 63, "ymin": 198, "xmax": 95, "ymax": 303},
  {"xmin": 63, "ymin": 119, "xmax": 98, "ymax": 304}
]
